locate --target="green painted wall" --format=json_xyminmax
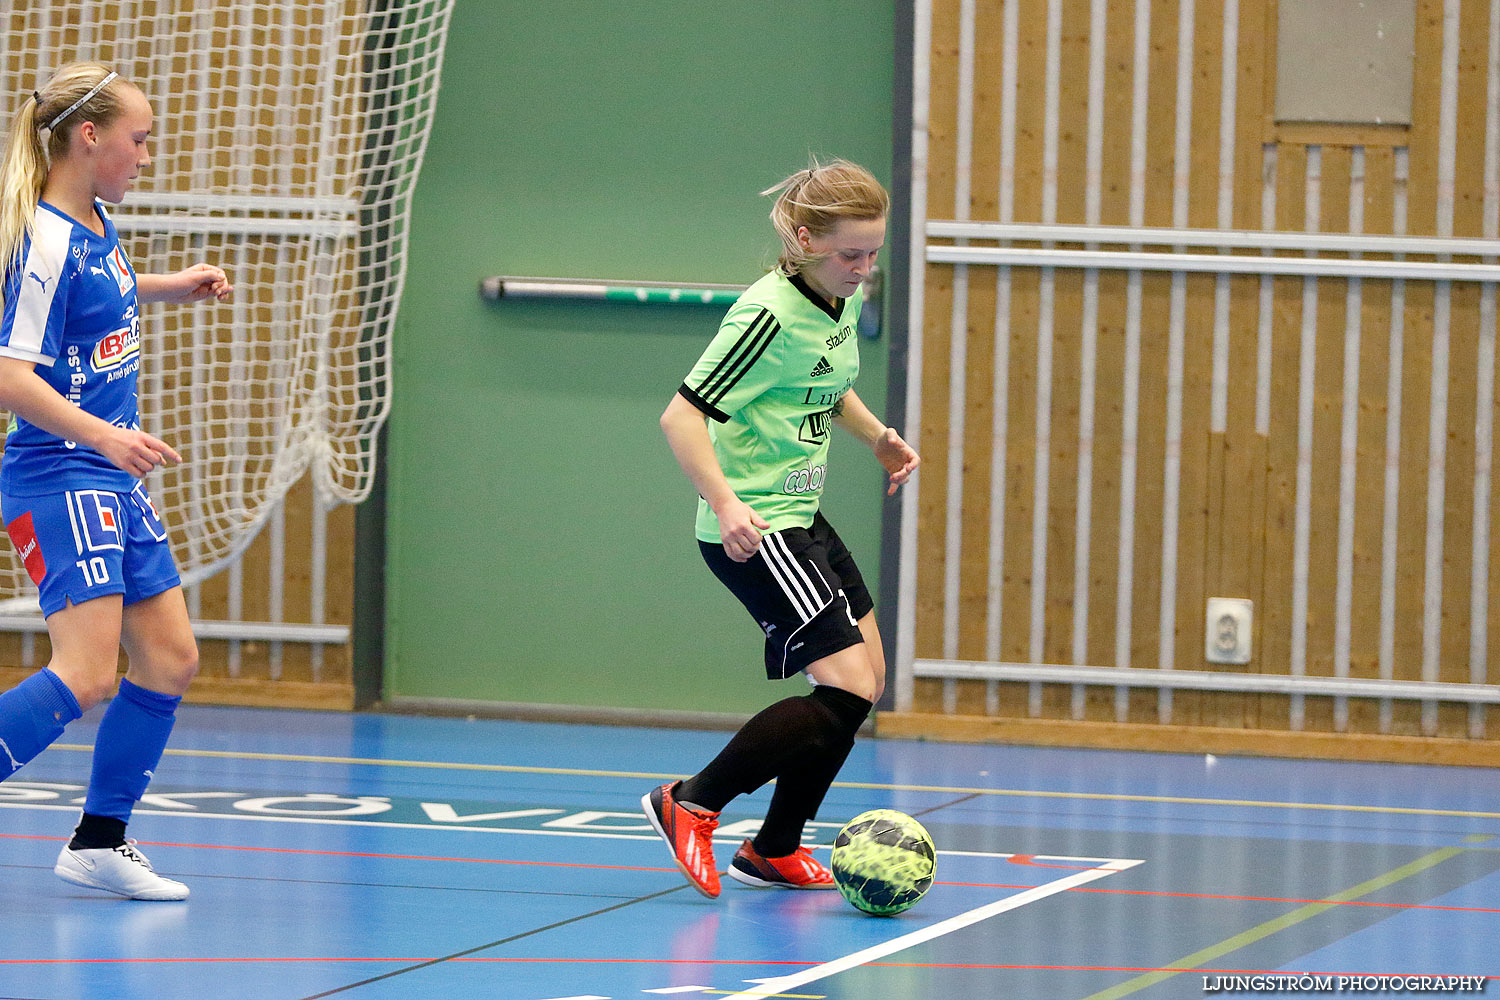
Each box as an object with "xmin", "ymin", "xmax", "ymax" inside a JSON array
[{"xmin": 385, "ymin": 2, "xmax": 896, "ymax": 714}]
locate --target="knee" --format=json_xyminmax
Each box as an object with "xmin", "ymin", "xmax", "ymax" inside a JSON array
[
  {"xmin": 134, "ymin": 639, "xmax": 199, "ymax": 696},
  {"xmin": 808, "ymin": 682, "xmax": 875, "ymax": 741},
  {"xmin": 162, "ymin": 641, "xmax": 200, "ymax": 694},
  {"xmin": 62, "ymin": 669, "xmax": 118, "ymax": 712},
  {"xmin": 46, "ymin": 652, "xmax": 126, "ymax": 710}
]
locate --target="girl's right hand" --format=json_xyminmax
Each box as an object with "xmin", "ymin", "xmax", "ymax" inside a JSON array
[
  {"xmin": 717, "ymin": 500, "xmax": 771, "ymax": 563},
  {"xmin": 98, "ymin": 426, "xmax": 181, "ymax": 478}
]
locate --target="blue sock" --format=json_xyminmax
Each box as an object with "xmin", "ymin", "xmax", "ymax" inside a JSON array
[
  {"xmin": 0, "ymin": 668, "xmax": 82, "ymax": 777},
  {"xmin": 83, "ymin": 678, "xmax": 180, "ymax": 822}
]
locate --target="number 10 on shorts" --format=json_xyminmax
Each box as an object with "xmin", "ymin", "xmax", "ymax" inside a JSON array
[{"xmin": 75, "ymin": 556, "xmax": 111, "ymax": 586}]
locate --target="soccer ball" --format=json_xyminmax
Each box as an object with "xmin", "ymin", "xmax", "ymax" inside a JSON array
[{"xmin": 830, "ymin": 809, "xmax": 936, "ymax": 915}]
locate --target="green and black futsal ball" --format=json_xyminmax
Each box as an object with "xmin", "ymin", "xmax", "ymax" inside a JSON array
[{"xmin": 830, "ymin": 809, "xmax": 936, "ymax": 915}]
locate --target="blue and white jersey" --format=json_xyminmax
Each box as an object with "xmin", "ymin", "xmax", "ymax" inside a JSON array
[{"xmin": 0, "ymin": 200, "xmax": 142, "ymax": 497}]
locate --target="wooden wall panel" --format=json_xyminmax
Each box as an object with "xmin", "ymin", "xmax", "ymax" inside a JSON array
[
  {"xmin": 916, "ymin": 0, "xmax": 960, "ymax": 670},
  {"xmin": 955, "ymin": 0, "xmax": 1005, "ymax": 675},
  {"xmin": 1002, "ymin": 274, "xmax": 1040, "ymax": 670},
  {"xmin": 916, "ymin": 252, "xmax": 955, "ymax": 666},
  {"xmin": 1392, "ymin": 281, "xmax": 1435, "ymax": 736},
  {"xmin": 1217, "ymin": 0, "xmax": 1270, "ymax": 729},
  {"xmin": 1348, "ymin": 148, "xmax": 1398, "ymax": 737},
  {"xmin": 1089, "ymin": 271, "xmax": 1128, "ymax": 667},
  {"xmin": 910, "ymin": 0, "xmax": 1500, "ymax": 757}
]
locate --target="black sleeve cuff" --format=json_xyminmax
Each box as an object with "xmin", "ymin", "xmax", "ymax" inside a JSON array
[{"xmin": 678, "ymin": 383, "xmax": 730, "ymax": 423}]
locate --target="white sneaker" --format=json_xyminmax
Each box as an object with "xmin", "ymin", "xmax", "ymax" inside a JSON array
[{"xmin": 55, "ymin": 841, "xmax": 190, "ymax": 901}]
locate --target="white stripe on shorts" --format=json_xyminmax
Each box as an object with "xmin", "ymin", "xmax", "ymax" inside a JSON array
[
  {"xmin": 760, "ymin": 532, "xmax": 822, "ymax": 618},
  {"xmin": 759, "ymin": 531, "xmax": 833, "ymax": 622},
  {"xmin": 759, "ymin": 540, "xmax": 816, "ymax": 619},
  {"xmin": 64, "ymin": 490, "xmax": 84, "ymax": 555}
]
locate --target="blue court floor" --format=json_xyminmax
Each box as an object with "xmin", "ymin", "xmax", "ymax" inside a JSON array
[{"xmin": 1, "ymin": 704, "xmax": 1496, "ymax": 999}]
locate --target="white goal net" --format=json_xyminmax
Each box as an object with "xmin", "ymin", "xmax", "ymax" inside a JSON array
[{"xmin": 0, "ymin": 1, "xmax": 454, "ymax": 608}]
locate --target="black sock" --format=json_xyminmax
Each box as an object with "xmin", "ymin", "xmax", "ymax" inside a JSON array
[
  {"xmin": 752, "ymin": 685, "xmax": 872, "ymax": 857},
  {"xmin": 807, "ymin": 683, "xmax": 875, "ymax": 734},
  {"xmin": 68, "ymin": 812, "xmax": 127, "ymax": 850},
  {"xmin": 678, "ymin": 689, "xmax": 852, "ymax": 812},
  {"xmin": 753, "ymin": 735, "xmax": 856, "ymax": 857}
]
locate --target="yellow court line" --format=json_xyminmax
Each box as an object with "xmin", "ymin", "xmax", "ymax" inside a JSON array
[
  {"xmin": 1076, "ymin": 846, "xmax": 1470, "ymax": 1000},
  {"xmin": 51, "ymin": 744, "xmax": 681, "ymax": 781},
  {"xmin": 46, "ymin": 744, "xmax": 1500, "ymax": 821},
  {"xmin": 833, "ymin": 779, "xmax": 1500, "ymax": 821}
]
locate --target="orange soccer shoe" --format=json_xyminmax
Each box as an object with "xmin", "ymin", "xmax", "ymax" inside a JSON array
[
  {"xmin": 642, "ymin": 781, "xmax": 722, "ymax": 898},
  {"xmin": 726, "ymin": 838, "xmax": 836, "ymax": 889}
]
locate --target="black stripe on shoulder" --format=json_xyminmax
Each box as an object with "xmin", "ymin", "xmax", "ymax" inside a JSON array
[
  {"xmin": 694, "ymin": 309, "xmax": 778, "ymax": 404},
  {"xmin": 700, "ymin": 312, "xmax": 782, "ymax": 407},
  {"xmin": 693, "ymin": 309, "xmax": 771, "ymax": 398},
  {"xmin": 678, "ymin": 383, "xmax": 730, "ymax": 423}
]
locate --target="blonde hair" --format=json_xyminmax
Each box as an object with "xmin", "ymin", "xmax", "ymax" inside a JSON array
[
  {"xmin": 0, "ymin": 63, "xmax": 130, "ymax": 283},
  {"xmin": 761, "ymin": 157, "xmax": 889, "ymax": 276}
]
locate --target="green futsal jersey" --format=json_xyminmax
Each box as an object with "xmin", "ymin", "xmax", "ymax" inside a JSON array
[{"xmin": 678, "ymin": 270, "xmax": 862, "ymax": 542}]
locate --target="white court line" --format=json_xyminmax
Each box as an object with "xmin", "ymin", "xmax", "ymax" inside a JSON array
[
  {"xmin": 3, "ymin": 798, "xmax": 1144, "ymax": 998},
  {"xmin": 716, "ymin": 859, "xmax": 1144, "ymax": 1000},
  {"xmin": 0, "ymin": 802, "xmax": 1137, "ymax": 869}
]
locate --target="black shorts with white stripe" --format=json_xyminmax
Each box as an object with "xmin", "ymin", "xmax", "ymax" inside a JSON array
[{"xmin": 699, "ymin": 511, "xmax": 875, "ymax": 680}]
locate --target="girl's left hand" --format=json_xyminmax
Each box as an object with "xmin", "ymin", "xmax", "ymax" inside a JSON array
[
  {"xmin": 873, "ymin": 427, "xmax": 920, "ymax": 495},
  {"xmin": 159, "ymin": 263, "xmax": 234, "ymax": 303}
]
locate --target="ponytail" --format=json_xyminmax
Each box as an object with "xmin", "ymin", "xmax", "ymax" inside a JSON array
[{"xmin": 0, "ymin": 94, "xmax": 48, "ymax": 281}]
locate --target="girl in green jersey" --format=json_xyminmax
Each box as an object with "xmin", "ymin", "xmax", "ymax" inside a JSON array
[{"xmin": 643, "ymin": 159, "xmax": 919, "ymax": 897}]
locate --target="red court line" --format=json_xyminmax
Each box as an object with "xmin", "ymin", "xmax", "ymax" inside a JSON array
[
  {"xmin": 7, "ymin": 833, "xmax": 1496, "ymax": 916},
  {"xmin": 0, "ymin": 832, "xmax": 675, "ymax": 874},
  {"xmin": 1007, "ymin": 854, "xmax": 1100, "ymax": 870}
]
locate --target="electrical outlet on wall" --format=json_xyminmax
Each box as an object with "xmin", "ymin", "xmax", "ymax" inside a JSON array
[{"xmin": 1205, "ymin": 598, "xmax": 1253, "ymax": 665}]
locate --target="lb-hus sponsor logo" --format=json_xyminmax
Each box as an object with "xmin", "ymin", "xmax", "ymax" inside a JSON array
[{"xmin": 92, "ymin": 321, "xmax": 140, "ymax": 375}]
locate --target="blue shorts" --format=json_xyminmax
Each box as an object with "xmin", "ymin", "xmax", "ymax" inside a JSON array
[{"xmin": 2, "ymin": 484, "xmax": 181, "ymax": 617}]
